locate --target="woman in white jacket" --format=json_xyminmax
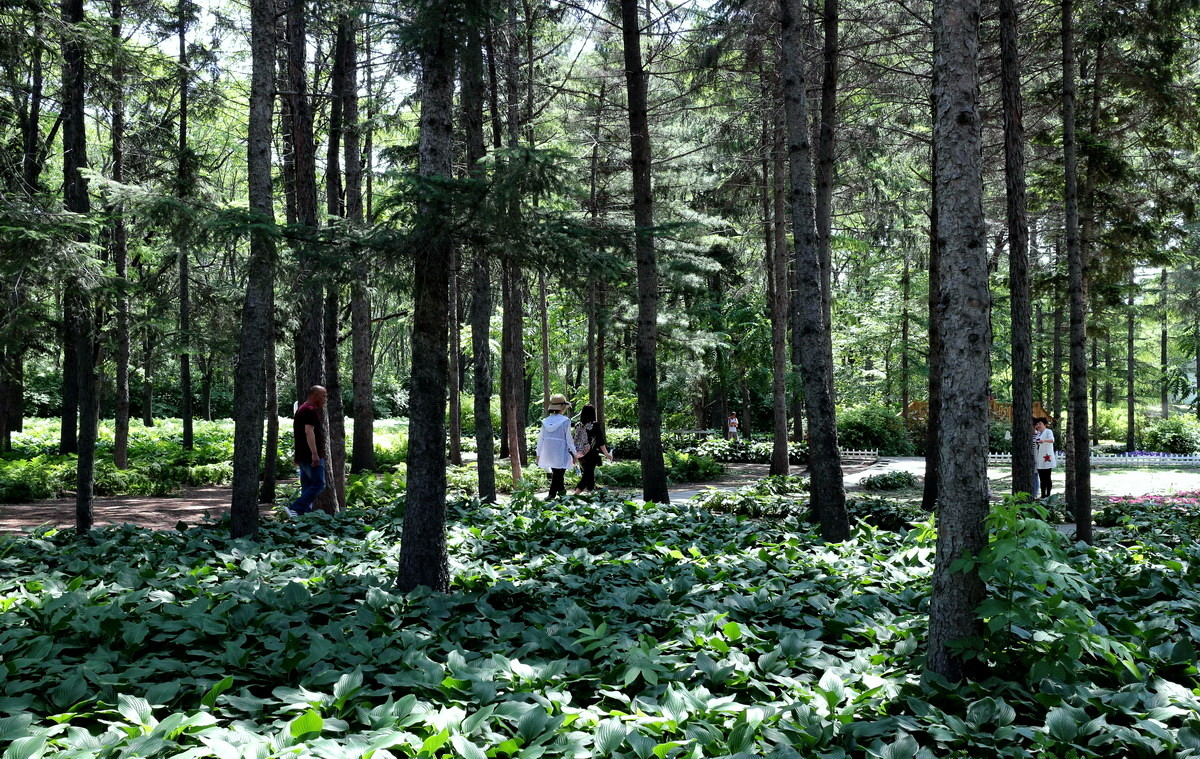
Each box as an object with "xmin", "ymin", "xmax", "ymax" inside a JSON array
[{"xmin": 537, "ymin": 393, "xmax": 578, "ymax": 499}]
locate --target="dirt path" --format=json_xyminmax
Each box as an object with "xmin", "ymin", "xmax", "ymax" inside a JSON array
[{"xmin": 0, "ymin": 486, "xmax": 276, "ymax": 534}]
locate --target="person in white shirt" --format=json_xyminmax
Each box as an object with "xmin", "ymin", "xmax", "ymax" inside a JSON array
[
  {"xmin": 1032, "ymin": 417, "xmax": 1056, "ymax": 499},
  {"xmin": 536, "ymin": 393, "xmax": 578, "ymax": 499},
  {"xmin": 727, "ymin": 412, "xmax": 740, "ymax": 440}
]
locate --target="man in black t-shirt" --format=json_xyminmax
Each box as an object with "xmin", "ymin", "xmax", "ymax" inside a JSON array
[{"xmin": 286, "ymin": 385, "xmax": 327, "ymax": 517}]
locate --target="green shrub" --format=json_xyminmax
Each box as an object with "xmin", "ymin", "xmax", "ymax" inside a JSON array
[
  {"xmin": 837, "ymin": 405, "xmax": 914, "ymax": 455},
  {"xmin": 860, "ymin": 470, "xmax": 919, "ymax": 491},
  {"xmin": 988, "ymin": 421, "xmax": 1013, "ymax": 453},
  {"xmin": 1141, "ymin": 416, "xmax": 1200, "ymax": 453}
]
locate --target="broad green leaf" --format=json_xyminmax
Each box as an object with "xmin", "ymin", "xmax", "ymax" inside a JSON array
[
  {"xmin": 2, "ymin": 736, "xmax": 46, "ymax": 759},
  {"xmin": 0, "ymin": 715, "xmax": 33, "ymax": 742},
  {"xmin": 880, "ymin": 733, "xmax": 918, "ymax": 759},
  {"xmin": 118, "ymin": 695, "xmax": 154, "ymax": 727},
  {"xmin": 202, "ymin": 676, "xmax": 234, "ymax": 708},
  {"xmin": 419, "ymin": 728, "xmax": 451, "ymax": 755},
  {"xmin": 1045, "ymin": 707, "xmax": 1078, "ymax": 742},
  {"xmin": 595, "ymin": 720, "xmax": 626, "ymax": 755},
  {"xmin": 450, "ymin": 734, "xmax": 488, "ymax": 759},
  {"xmin": 289, "ymin": 709, "xmax": 323, "ymax": 739}
]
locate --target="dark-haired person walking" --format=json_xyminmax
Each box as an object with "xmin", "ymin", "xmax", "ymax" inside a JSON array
[
  {"xmin": 573, "ymin": 403, "xmax": 614, "ymax": 495},
  {"xmin": 286, "ymin": 385, "xmax": 327, "ymax": 517}
]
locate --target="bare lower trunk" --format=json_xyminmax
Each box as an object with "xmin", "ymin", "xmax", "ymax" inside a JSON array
[
  {"xmin": 260, "ymin": 296, "xmax": 278, "ymax": 503},
  {"xmin": 1001, "ymin": 0, "xmax": 1034, "ymax": 498},
  {"xmin": 621, "ymin": 0, "xmax": 668, "ymax": 503},
  {"xmin": 398, "ymin": 18, "xmax": 454, "ymax": 593},
  {"xmin": 925, "ymin": 0, "xmax": 992, "ymax": 680},
  {"xmin": 231, "ymin": 0, "xmax": 277, "ymax": 539},
  {"xmin": 448, "ymin": 250, "xmax": 463, "ymax": 466},
  {"xmin": 1126, "ymin": 279, "xmax": 1135, "ymax": 450},
  {"xmin": 923, "ymin": 125, "xmax": 941, "ymax": 513},
  {"xmin": 142, "ymin": 325, "xmax": 154, "ymax": 426},
  {"xmin": 325, "ymin": 287, "xmax": 347, "ymax": 510},
  {"xmin": 769, "ymin": 113, "xmax": 789, "ymax": 476},
  {"xmin": 780, "ymin": 0, "xmax": 847, "ymax": 539}
]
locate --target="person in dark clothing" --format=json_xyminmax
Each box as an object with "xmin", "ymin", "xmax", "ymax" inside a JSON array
[
  {"xmin": 573, "ymin": 404, "xmax": 613, "ymax": 495},
  {"xmin": 286, "ymin": 385, "xmax": 327, "ymax": 517}
]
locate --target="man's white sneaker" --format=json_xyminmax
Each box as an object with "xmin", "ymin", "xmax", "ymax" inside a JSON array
[{"xmin": 285, "ymin": 507, "xmax": 299, "ymax": 518}]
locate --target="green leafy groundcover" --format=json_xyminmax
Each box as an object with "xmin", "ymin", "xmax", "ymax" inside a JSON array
[{"xmin": 2, "ymin": 493, "xmax": 1200, "ymax": 758}]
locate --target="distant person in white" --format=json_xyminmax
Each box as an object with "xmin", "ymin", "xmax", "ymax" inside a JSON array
[
  {"xmin": 1033, "ymin": 417, "xmax": 1056, "ymax": 499},
  {"xmin": 536, "ymin": 394, "xmax": 578, "ymax": 499}
]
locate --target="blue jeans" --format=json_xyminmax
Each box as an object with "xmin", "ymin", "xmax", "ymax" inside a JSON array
[{"xmin": 291, "ymin": 458, "xmax": 326, "ymax": 514}]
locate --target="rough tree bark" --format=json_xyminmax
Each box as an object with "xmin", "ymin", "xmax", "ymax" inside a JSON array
[
  {"xmin": 344, "ymin": 15, "xmax": 374, "ymax": 475},
  {"xmin": 1001, "ymin": 0, "xmax": 1034, "ymax": 498},
  {"xmin": 259, "ymin": 296, "xmax": 278, "ymax": 503},
  {"xmin": 285, "ymin": 0, "xmax": 337, "ymax": 514},
  {"xmin": 780, "ymin": 0, "xmax": 848, "ymax": 540},
  {"xmin": 620, "ymin": 0, "xmax": 669, "ymax": 503},
  {"xmin": 62, "ymin": 0, "xmax": 96, "ymax": 532},
  {"xmin": 1064, "ymin": 0, "xmax": 1092, "ymax": 541},
  {"xmin": 925, "ymin": 0, "xmax": 992, "ymax": 680},
  {"xmin": 178, "ymin": 0, "xmax": 193, "ymax": 451},
  {"xmin": 397, "ymin": 13, "xmax": 454, "ymax": 593},
  {"xmin": 463, "ymin": 17, "xmax": 495, "ymax": 502},
  {"xmin": 231, "ymin": 0, "xmax": 276, "ymax": 539},
  {"xmin": 814, "ymin": 0, "xmax": 838, "ymax": 329},
  {"xmin": 768, "ymin": 111, "xmax": 789, "ymax": 476},
  {"xmin": 112, "ymin": 0, "xmax": 130, "ymax": 469}
]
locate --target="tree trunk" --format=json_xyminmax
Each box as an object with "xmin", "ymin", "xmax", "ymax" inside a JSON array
[
  {"xmin": 448, "ymin": 250, "xmax": 463, "ymax": 465},
  {"xmin": 1052, "ymin": 256, "xmax": 1064, "ymax": 423},
  {"xmin": 815, "ymin": 0, "xmax": 838, "ymax": 328},
  {"xmin": 1105, "ymin": 330, "xmax": 1114, "ymax": 404},
  {"xmin": 925, "ymin": 0, "xmax": 991, "ymax": 681},
  {"xmin": 1091, "ymin": 334, "xmax": 1099, "ymax": 444},
  {"xmin": 539, "ymin": 270, "xmax": 550, "ymax": 411},
  {"xmin": 286, "ymin": 0, "xmax": 336, "ymax": 514},
  {"xmin": 60, "ymin": 300, "xmax": 78, "ymax": 454},
  {"xmin": 922, "ymin": 116, "xmax": 941, "ymax": 513},
  {"xmin": 502, "ymin": 262, "xmax": 523, "ymax": 481},
  {"xmin": 1001, "ymin": 0, "xmax": 1034, "ymax": 498},
  {"xmin": 344, "ymin": 16, "xmax": 373, "ymax": 475},
  {"xmin": 620, "ymin": 0, "xmax": 669, "ymax": 503},
  {"xmin": 260, "ymin": 295, "xmax": 278, "ymax": 503},
  {"xmin": 112, "ymin": 0, "xmax": 130, "ymax": 469},
  {"xmin": 901, "ymin": 247, "xmax": 910, "ymax": 422},
  {"xmin": 466, "ymin": 22, "xmax": 497, "ymax": 501},
  {"xmin": 231, "ymin": 0, "xmax": 277, "ymax": 539},
  {"xmin": 62, "ymin": 0, "xmax": 96, "ymax": 532},
  {"xmin": 325, "ymin": 287, "xmax": 347, "ymax": 510},
  {"xmin": 780, "ymin": 0, "xmax": 848, "ymax": 540},
  {"xmin": 769, "ymin": 110, "xmax": 789, "ymax": 476},
  {"xmin": 397, "ymin": 15, "xmax": 454, "ymax": 593},
  {"xmin": 1161, "ymin": 269, "xmax": 1169, "ymax": 418},
  {"xmin": 142, "ymin": 324, "xmax": 154, "ymax": 426},
  {"xmin": 1126, "ymin": 276, "xmax": 1136, "ymax": 450},
  {"xmin": 178, "ymin": 0, "xmax": 193, "ymax": 451}
]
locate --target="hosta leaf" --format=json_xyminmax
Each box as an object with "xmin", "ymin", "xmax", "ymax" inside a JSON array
[
  {"xmin": 419, "ymin": 728, "xmax": 451, "ymax": 755},
  {"xmin": 595, "ymin": 720, "xmax": 626, "ymax": 755},
  {"xmin": 879, "ymin": 733, "xmax": 918, "ymax": 759},
  {"xmin": 518, "ymin": 707, "xmax": 550, "ymax": 743},
  {"xmin": 333, "ymin": 669, "xmax": 363, "ymax": 706},
  {"xmin": 0, "ymin": 715, "xmax": 33, "ymax": 742},
  {"xmin": 289, "ymin": 709, "xmax": 323, "ymax": 739},
  {"xmin": 2, "ymin": 736, "xmax": 46, "ymax": 759},
  {"xmin": 118, "ymin": 694, "xmax": 154, "ymax": 727},
  {"xmin": 1045, "ymin": 707, "xmax": 1077, "ymax": 742},
  {"xmin": 202, "ymin": 676, "xmax": 234, "ymax": 708},
  {"xmin": 49, "ymin": 677, "xmax": 86, "ymax": 709},
  {"xmin": 450, "ymin": 734, "xmax": 488, "ymax": 759}
]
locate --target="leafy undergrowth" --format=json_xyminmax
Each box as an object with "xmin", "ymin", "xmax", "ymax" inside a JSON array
[
  {"xmin": 1096, "ymin": 490, "xmax": 1200, "ymax": 545},
  {"xmin": 0, "ymin": 419, "xmax": 412, "ymax": 502},
  {"xmin": 2, "ymin": 492, "xmax": 1200, "ymax": 757}
]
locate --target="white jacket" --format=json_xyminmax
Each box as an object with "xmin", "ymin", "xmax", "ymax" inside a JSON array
[{"xmin": 536, "ymin": 414, "xmax": 577, "ymax": 471}]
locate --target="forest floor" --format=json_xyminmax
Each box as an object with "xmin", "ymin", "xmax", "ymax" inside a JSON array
[{"xmin": 4, "ymin": 458, "xmax": 1199, "ymax": 535}]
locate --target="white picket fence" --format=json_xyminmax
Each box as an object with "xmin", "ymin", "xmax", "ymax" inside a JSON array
[
  {"xmin": 839, "ymin": 449, "xmax": 879, "ymax": 462},
  {"xmin": 988, "ymin": 451, "xmax": 1200, "ymax": 467}
]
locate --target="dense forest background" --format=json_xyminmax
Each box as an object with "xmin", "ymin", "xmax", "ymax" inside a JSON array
[{"xmin": 2, "ymin": 0, "xmax": 1199, "ymax": 440}]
